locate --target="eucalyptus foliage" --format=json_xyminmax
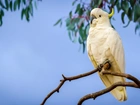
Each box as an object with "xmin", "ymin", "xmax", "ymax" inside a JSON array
[
  {"xmin": 54, "ymin": 0, "xmax": 140, "ymax": 52},
  {"xmin": 0, "ymin": 0, "xmax": 39, "ymax": 25},
  {"xmin": 0, "ymin": 0, "xmax": 140, "ymax": 52}
]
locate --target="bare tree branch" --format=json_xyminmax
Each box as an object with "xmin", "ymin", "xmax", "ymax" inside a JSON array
[
  {"xmin": 41, "ymin": 62, "xmax": 140, "ymax": 105},
  {"xmin": 102, "ymin": 71, "xmax": 140, "ymax": 86},
  {"xmin": 78, "ymin": 70, "xmax": 140, "ymax": 105},
  {"xmin": 40, "ymin": 68, "xmax": 100, "ymax": 105},
  {"xmin": 78, "ymin": 81, "xmax": 139, "ymax": 105}
]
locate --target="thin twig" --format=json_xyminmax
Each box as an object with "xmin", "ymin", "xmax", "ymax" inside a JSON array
[{"xmin": 40, "ymin": 68, "xmax": 100, "ymax": 105}]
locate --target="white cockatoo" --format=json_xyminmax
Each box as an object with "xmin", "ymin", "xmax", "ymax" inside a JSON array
[{"xmin": 87, "ymin": 8, "xmax": 127, "ymax": 101}]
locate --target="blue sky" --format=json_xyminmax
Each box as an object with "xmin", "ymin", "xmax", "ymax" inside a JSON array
[{"xmin": 0, "ymin": 0, "xmax": 140, "ymax": 105}]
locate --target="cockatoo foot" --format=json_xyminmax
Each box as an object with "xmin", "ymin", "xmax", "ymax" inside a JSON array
[
  {"xmin": 99, "ymin": 59, "xmax": 111, "ymax": 75},
  {"xmin": 97, "ymin": 59, "xmax": 111, "ymax": 72},
  {"xmin": 102, "ymin": 59, "xmax": 111, "ymax": 70}
]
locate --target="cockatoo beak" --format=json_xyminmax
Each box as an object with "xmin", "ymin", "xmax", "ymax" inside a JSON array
[
  {"xmin": 108, "ymin": 8, "xmax": 114, "ymax": 18},
  {"xmin": 90, "ymin": 15, "xmax": 97, "ymax": 24}
]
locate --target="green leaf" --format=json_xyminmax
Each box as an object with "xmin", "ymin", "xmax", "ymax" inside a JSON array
[
  {"xmin": 121, "ymin": 1, "xmax": 129, "ymax": 14},
  {"xmin": 10, "ymin": 1, "xmax": 13, "ymax": 11},
  {"xmin": 79, "ymin": 26, "xmax": 86, "ymax": 41},
  {"xmin": 78, "ymin": 8, "xmax": 84, "ymax": 16},
  {"xmin": 17, "ymin": 0, "xmax": 21, "ymax": 10},
  {"xmin": 134, "ymin": 4, "xmax": 140, "ymax": 22},
  {"xmin": 21, "ymin": 9, "xmax": 25, "ymax": 19},
  {"xmin": 79, "ymin": 27, "xmax": 84, "ymax": 39},
  {"xmin": 82, "ymin": 42, "xmax": 85, "ymax": 53},
  {"xmin": 0, "ymin": 9, "xmax": 4, "ymax": 17},
  {"xmin": 73, "ymin": 18, "xmax": 80, "ymax": 24},
  {"xmin": 83, "ymin": 24, "xmax": 89, "ymax": 40},
  {"xmin": 85, "ymin": 25, "xmax": 89, "ymax": 35},
  {"xmin": 68, "ymin": 31, "xmax": 72, "ymax": 40},
  {"xmin": 135, "ymin": 23, "xmax": 140, "ymax": 34},
  {"xmin": 75, "ymin": 4, "xmax": 80, "ymax": 13},
  {"xmin": 78, "ymin": 37, "xmax": 82, "ymax": 44},
  {"xmin": 69, "ymin": 11, "xmax": 72, "ymax": 18},
  {"xmin": 5, "ymin": 0, "xmax": 9, "ymax": 10},
  {"xmin": 0, "ymin": 10, "xmax": 3, "ymax": 26},
  {"xmin": 54, "ymin": 18, "xmax": 62, "ymax": 26},
  {"xmin": 116, "ymin": 1, "xmax": 121, "ymax": 13},
  {"xmin": 65, "ymin": 18, "xmax": 71, "ymax": 26},
  {"xmin": 25, "ymin": 8, "xmax": 30, "ymax": 21},
  {"xmin": 14, "ymin": 0, "xmax": 18, "ymax": 11},
  {"xmin": 94, "ymin": 0, "xmax": 102, "ymax": 7},
  {"xmin": 127, "ymin": 8, "xmax": 132, "ymax": 20},
  {"xmin": 0, "ymin": 18, "xmax": 2, "ymax": 26},
  {"xmin": 121, "ymin": 12, "xmax": 125, "ymax": 24},
  {"xmin": 0, "ymin": 1, "xmax": 6, "ymax": 9},
  {"xmin": 130, "ymin": 0, "xmax": 135, "ymax": 7},
  {"xmin": 86, "ymin": 10, "xmax": 90, "ymax": 17},
  {"xmin": 67, "ymin": 23, "xmax": 75, "ymax": 30},
  {"xmin": 97, "ymin": 0, "xmax": 102, "ymax": 6},
  {"xmin": 29, "ymin": 3, "xmax": 33, "ymax": 16},
  {"xmin": 110, "ymin": 0, "xmax": 114, "ymax": 4}
]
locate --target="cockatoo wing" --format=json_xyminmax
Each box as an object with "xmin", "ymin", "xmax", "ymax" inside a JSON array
[
  {"xmin": 100, "ymin": 28, "xmax": 127, "ymax": 101},
  {"xmin": 87, "ymin": 28, "xmax": 127, "ymax": 101},
  {"xmin": 107, "ymin": 28, "xmax": 125, "ymax": 74}
]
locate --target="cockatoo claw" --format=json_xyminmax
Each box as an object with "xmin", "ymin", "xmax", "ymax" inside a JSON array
[
  {"xmin": 98, "ymin": 59, "xmax": 111, "ymax": 72},
  {"xmin": 102, "ymin": 59, "xmax": 111, "ymax": 70}
]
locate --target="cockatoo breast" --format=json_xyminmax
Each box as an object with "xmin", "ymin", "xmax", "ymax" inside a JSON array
[{"xmin": 87, "ymin": 27, "xmax": 112, "ymax": 65}]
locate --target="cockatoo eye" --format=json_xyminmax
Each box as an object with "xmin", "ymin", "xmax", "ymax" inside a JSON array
[
  {"xmin": 90, "ymin": 15, "xmax": 97, "ymax": 24},
  {"xmin": 99, "ymin": 15, "xmax": 101, "ymax": 17}
]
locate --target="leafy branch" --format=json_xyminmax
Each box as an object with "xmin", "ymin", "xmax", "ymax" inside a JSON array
[
  {"xmin": 0, "ymin": 0, "xmax": 41, "ymax": 26},
  {"xmin": 54, "ymin": 0, "xmax": 140, "ymax": 52}
]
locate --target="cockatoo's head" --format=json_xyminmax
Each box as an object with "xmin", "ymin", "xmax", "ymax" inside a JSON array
[{"xmin": 90, "ymin": 8, "xmax": 114, "ymax": 27}]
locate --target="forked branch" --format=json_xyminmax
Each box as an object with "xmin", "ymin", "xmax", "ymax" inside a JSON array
[
  {"xmin": 40, "ymin": 68, "xmax": 100, "ymax": 105},
  {"xmin": 78, "ymin": 71, "xmax": 140, "ymax": 105},
  {"xmin": 41, "ymin": 63, "xmax": 140, "ymax": 105}
]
